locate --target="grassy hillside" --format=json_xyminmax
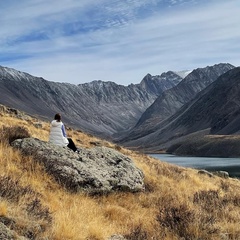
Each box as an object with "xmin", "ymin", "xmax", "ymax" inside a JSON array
[{"xmin": 0, "ymin": 105, "xmax": 240, "ymax": 240}]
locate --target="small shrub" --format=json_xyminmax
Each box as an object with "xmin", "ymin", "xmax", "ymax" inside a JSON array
[
  {"xmin": 0, "ymin": 126, "xmax": 31, "ymax": 144},
  {"xmin": 115, "ymin": 145, "xmax": 122, "ymax": 151},
  {"xmin": 157, "ymin": 204, "xmax": 194, "ymax": 239},
  {"xmin": 232, "ymin": 195, "xmax": 240, "ymax": 206},
  {"xmin": 26, "ymin": 198, "xmax": 52, "ymax": 223},
  {"xmin": 193, "ymin": 190, "xmax": 219, "ymax": 203},
  {"xmin": 221, "ymin": 193, "xmax": 240, "ymax": 207},
  {"xmin": 193, "ymin": 190, "xmax": 224, "ymax": 213},
  {"xmin": 0, "ymin": 176, "xmax": 52, "ymax": 238},
  {"xmin": 0, "ymin": 176, "xmax": 36, "ymax": 202},
  {"xmin": 143, "ymin": 181, "xmax": 156, "ymax": 193},
  {"xmin": 220, "ymin": 180, "xmax": 230, "ymax": 191},
  {"xmin": 123, "ymin": 224, "xmax": 148, "ymax": 240},
  {"xmin": 157, "ymin": 203, "xmax": 219, "ymax": 239}
]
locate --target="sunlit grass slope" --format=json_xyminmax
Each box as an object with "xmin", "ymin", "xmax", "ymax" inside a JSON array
[{"xmin": 0, "ymin": 106, "xmax": 240, "ymax": 240}]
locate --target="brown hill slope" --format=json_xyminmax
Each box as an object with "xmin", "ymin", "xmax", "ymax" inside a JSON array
[{"xmin": 0, "ymin": 105, "xmax": 240, "ymax": 239}]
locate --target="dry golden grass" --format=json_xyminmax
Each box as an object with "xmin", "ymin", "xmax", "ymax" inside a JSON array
[{"xmin": 0, "ymin": 107, "xmax": 240, "ymax": 239}]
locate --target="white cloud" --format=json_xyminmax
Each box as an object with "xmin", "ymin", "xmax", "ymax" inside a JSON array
[{"xmin": 0, "ymin": 0, "xmax": 240, "ymax": 85}]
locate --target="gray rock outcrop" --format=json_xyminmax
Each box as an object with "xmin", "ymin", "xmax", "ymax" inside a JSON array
[
  {"xmin": 107, "ymin": 234, "xmax": 127, "ymax": 240},
  {"xmin": 213, "ymin": 171, "xmax": 229, "ymax": 179},
  {"xmin": 198, "ymin": 170, "xmax": 214, "ymax": 178},
  {"xmin": 11, "ymin": 138, "xmax": 144, "ymax": 194},
  {"xmin": 198, "ymin": 170, "xmax": 230, "ymax": 179},
  {"xmin": 0, "ymin": 222, "xmax": 15, "ymax": 240},
  {"xmin": 0, "ymin": 222, "xmax": 28, "ymax": 240}
]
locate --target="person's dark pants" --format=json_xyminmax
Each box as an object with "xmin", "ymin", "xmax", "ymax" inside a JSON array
[{"xmin": 67, "ymin": 138, "xmax": 77, "ymax": 152}]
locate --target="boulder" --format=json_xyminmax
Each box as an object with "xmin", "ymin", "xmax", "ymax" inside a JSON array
[
  {"xmin": 213, "ymin": 171, "xmax": 229, "ymax": 179},
  {"xmin": 108, "ymin": 234, "xmax": 127, "ymax": 240},
  {"xmin": 198, "ymin": 169, "xmax": 214, "ymax": 178},
  {"xmin": 11, "ymin": 138, "xmax": 144, "ymax": 194},
  {"xmin": 0, "ymin": 222, "xmax": 28, "ymax": 240},
  {"xmin": 33, "ymin": 122, "xmax": 43, "ymax": 129},
  {"xmin": 0, "ymin": 222, "xmax": 15, "ymax": 240}
]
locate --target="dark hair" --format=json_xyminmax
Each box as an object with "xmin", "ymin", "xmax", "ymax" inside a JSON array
[{"xmin": 54, "ymin": 113, "xmax": 61, "ymax": 122}]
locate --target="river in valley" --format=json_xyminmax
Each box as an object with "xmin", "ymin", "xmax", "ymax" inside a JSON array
[{"xmin": 150, "ymin": 154, "xmax": 240, "ymax": 178}]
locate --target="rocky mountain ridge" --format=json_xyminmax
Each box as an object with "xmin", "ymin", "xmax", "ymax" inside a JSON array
[
  {"xmin": 118, "ymin": 63, "xmax": 235, "ymax": 143},
  {"xmin": 122, "ymin": 67, "xmax": 240, "ymax": 152},
  {"xmin": 0, "ymin": 66, "xmax": 182, "ymax": 137}
]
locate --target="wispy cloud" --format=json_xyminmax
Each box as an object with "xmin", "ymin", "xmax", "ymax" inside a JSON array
[{"xmin": 0, "ymin": 0, "xmax": 239, "ymax": 85}]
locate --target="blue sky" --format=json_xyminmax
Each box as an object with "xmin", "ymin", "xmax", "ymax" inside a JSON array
[{"xmin": 0, "ymin": 0, "xmax": 239, "ymax": 85}]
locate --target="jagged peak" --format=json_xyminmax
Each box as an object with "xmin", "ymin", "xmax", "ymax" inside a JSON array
[
  {"xmin": 140, "ymin": 71, "xmax": 182, "ymax": 86},
  {"xmin": 210, "ymin": 62, "xmax": 235, "ymax": 68},
  {"xmin": 0, "ymin": 65, "xmax": 51, "ymax": 84},
  {"xmin": 81, "ymin": 80, "xmax": 120, "ymax": 89},
  {"xmin": 193, "ymin": 63, "xmax": 234, "ymax": 73},
  {"xmin": 140, "ymin": 73, "xmax": 152, "ymax": 83},
  {"xmin": 0, "ymin": 65, "xmax": 27, "ymax": 77}
]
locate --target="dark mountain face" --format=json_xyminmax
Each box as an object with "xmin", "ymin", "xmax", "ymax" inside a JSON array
[
  {"xmin": 118, "ymin": 63, "xmax": 235, "ymax": 142},
  {"xmin": 177, "ymin": 67, "xmax": 240, "ymax": 135},
  {"xmin": 0, "ymin": 66, "xmax": 181, "ymax": 137},
  {"xmin": 122, "ymin": 67, "xmax": 240, "ymax": 152}
]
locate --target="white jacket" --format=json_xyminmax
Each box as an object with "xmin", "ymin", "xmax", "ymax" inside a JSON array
[{"xmin": 49, "ymin": 120, "xmax": 69, "ymax": 146}]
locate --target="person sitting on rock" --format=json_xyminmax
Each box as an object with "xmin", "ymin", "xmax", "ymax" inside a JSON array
[{"xmin": 49, "ymin": 113, "xmax": 79, "ymax": 153}]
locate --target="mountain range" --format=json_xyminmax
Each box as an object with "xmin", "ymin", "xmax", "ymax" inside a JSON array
[
  {"xmin": 121, "ymin": 65, "xmax": 240, "ymax": 152},
  {"xmin": 0, "ymin": 63, "xmax": 238, "ymax": 152},
  {"xmin": 0, "ymin": 66, "xmax": 182, "ymax": 137},
  {"xmin": 118, "ymin": 63, "xmax": 234, "ymax": 142}
]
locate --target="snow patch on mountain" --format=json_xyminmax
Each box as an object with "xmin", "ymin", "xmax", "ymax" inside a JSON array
[{"xmin": 174, "ymin": 70, "xmax": 192, "ymax": 79}]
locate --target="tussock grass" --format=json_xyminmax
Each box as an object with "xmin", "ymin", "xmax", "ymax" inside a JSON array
[
  {"xmin": 0, "ymin": 107, "xmax": 240, "ymax": 239},
  {"xmin": 0, "ymin": 125, "xmax": 31, "ymax": 144}
]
